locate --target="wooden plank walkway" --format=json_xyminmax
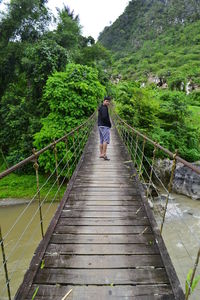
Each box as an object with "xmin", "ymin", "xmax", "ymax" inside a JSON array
[{"xmin": 15, "ymin": 125, "xmax": 184, "ymax": 300}]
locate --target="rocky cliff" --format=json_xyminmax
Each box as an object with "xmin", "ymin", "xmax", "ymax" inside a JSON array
[{"xmin": 154, "ymin": 159, "xmax": 200, "ymax": 200}]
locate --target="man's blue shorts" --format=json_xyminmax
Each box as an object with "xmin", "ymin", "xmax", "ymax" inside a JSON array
[{"xmin": 98, "ymin": 126, "xmax": 110, "ymax": 144}]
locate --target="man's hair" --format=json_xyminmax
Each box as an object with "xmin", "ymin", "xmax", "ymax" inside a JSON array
[{"xmin": 104, "ymin": 96, "xmax": 111, "ymax": 101}]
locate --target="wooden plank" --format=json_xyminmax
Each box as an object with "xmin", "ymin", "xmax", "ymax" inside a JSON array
[
  {"xmin": 74, "ymin": 179, "xmax": 135, "ymax": 183},
  {"xmin": 46, "ymin": 243, "xmax": 159, "ymax": 255},
  {"xmin": 57, "ymin": 217, "xmax": 150, "ymax": 226},
  {"xmin": 50, "ymin": 233, "xmax": 154, "ymax": 244},
  {"xmin": 68, "ymin": 195, "xmax": 139, "ymax": 201},
  {"xmin": 60, "ymin": 210, "xmax": 146, "ymax": 218},
  {"xmin": 63, "ymin": 205, "xmax": 142, "ymax": 212},
  {"xmin": 27, "ymin": 284, "xmax": 175, "ymax": 300},
  {"xmin": 76, "ymin": 175, "xmax": 133, "ymax": 179},
  {"xmin": 69, "ymin": 192, "xmax": 139, "ymax": 197},
  {"xmin": 34, "ymin": 268, "xmax": 169, "ymax": 285},
  {"xmin": 73, "ymin": 183, "xmax": 135, "ymax": 188},
  {"xmin": 65, "ymin": 200, "xmax": 141, "ymax": 206},
  {"xmin": 43, "ymin": 254, "xmax": 164, "ymax": 268},
  {"xmin": 71, "ymin": 187, "xmax": 137, "ymax": 191},
  {"xmin": 54, "ymin": 225, "xmax": 152, "ymax": 234}
]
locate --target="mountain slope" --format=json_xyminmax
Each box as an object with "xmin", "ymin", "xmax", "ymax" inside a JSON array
[
  {"xmin": 99, "ymin": 0, "xmax": 200, "ymax": 53},
  {"xmin": 98, "ymin": 0, "xmax": 200, "ymax": 88}
]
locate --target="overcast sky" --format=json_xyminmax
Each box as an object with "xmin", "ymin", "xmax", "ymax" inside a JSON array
[{"xmin": 48, "ymin": 0, "xmax": 129, "ymax": 40}]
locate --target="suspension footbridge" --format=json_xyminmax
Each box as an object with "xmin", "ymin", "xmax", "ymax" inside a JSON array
[{"xmin": 0, "ymin": 110, "xmax": 199, "ymax": 300}]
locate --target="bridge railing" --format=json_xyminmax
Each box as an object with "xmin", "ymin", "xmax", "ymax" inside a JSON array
[
  {"xmin": 0, "ymin": 111, "xmax": 96, "ymax": 300},
  {"xmin": 112, "ymin": 109, "xmax": 200, "ymax": 300}
]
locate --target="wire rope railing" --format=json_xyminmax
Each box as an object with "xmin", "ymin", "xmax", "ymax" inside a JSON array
[
  {"xmin": 111, "ymin": 109, "xmax": 200, "ymax": 300},
  {"xmin": 0, "ymin": 111, "xmax": 96, "ymax": 300}
]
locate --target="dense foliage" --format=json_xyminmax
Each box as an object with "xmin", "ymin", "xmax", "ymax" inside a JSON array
[
  {"xmin": 0, "ymin": 1, "xmax": 110, "ymax": 168},
  {"xmin": 34, "ymin": 63, "xmax": 104, "ymax": 173},
  {"xmin": 113, "ymin": 82, "xmax": 200, "ymax": 161}
]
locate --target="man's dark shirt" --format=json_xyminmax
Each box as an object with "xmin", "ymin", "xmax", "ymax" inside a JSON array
[{"xmin": 98, "ymin": 104, "xmax": 111, "ymax": 128}]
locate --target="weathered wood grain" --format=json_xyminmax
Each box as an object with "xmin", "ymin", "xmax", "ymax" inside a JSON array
[
  {"xmin": 27, "ymin": 284, "xmax": 175, "ymax": 300},
  {"xmin": 54, "ymin": 225, "xmax": 152, "ymax": 234},
  {"xmin": 57, "ymin": 217, "xmax": 150, "ymax": 226},
  {"xmin": 50, "ymin": 233, "xmax": 154, "ymax": 244},
  {"xmin": 46, "ymin": 243, "xmax": 159, "ymax": 255},
  {"xmin": 63, "ymin": 205, "xmax": 142, "ymax": 211},
  {"xmin": 34, "ymin": 268, "xmax": 170, "ymax": 285},
  {"xmin": 43, "ymin": 254, "xmax": 164, "ymax": 268}
]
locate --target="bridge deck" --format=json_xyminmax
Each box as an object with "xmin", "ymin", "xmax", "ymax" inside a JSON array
[{"xmin": 16, "ymin": 126, "xmax": 183, "ymax": 299}]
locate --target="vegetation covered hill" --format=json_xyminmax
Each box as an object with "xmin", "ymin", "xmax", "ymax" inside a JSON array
[
  {"xmin": 99, "ymin": 0, "xmax": 200, "ymax": 161},
  {"xmin": 99, "ymin": 0, "xmax": 200, "ymax": 52},
  {"xmin": 99, "ymin": 0, "xmax": 200, "ymax": 87}
]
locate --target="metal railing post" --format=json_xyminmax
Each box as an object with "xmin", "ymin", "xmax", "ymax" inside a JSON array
[
  {"xmin": 33, "ymin": 149, "xmax": 44, "ymax": 238},
  {"xmin": 139, "ymin": 138, "xmax": 146, "ymax": 179},
  {"xmin": 146, "ymin": 144, "xmax": 157, "ymax": 198},
  {"xmin": 77, "ymin": 128, "xmax": 81, "ymax": 158},
  {"xmin": 127, "ymin": 128, "xmax": 131, "ymax": 154},
  {"xmin": 133, "ymin": 134, "xmax": 139, "ymax": 167},
  {"xmin": 53, "ymin": 142, "xmax": 60, "ymax": 201},
  {"xmin": 160, "ymin": 150, "xmax": 178, "ymax": 233},
  {"xmin": 72, "ymin": 133, "xmax": 77, "ymax": 161},
  {"xmin": 64, "ymin": 137, "xmax": 70, "ymax": 171},
  {"xmin": 0, "ymin": 226, "xmax": 11, "ymax": 300},
  {"xmin": 129, "ymin": 131, "xmax": 134, "ymax": 159}
]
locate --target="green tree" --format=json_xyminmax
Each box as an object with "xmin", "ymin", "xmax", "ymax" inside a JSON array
[
  {"xmin": 55, "ymin": 6, "xmax": 81, "ymax": 52},
  {"xmin": 34, "ymin": 63, "xmax": 105, "ymax": 173}
]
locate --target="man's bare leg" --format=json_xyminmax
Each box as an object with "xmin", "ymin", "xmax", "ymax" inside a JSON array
[
  {"xmin": 103, "ymin": 142, "xmax": 108, "ymax": 156},
  {"xmin": 99, "ymin": 144, "xmax": 103, "ymax": 157}
]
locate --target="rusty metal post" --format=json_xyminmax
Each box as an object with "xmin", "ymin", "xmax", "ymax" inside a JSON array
[
  {"xmin": 130, "ymin": 130, "xmax": 134, "ymax": 156},
  {"xmin": 53, "ymin": 142, "xmax": 60, "ymax": 201},
  {"xmin": 84, "ymin": 125, "xmax": 88, "ymax": 145},
  {"xmin": 185, "ymin": 247, "xmax": 200, "ymax": 300},
  {"xmin": 146, "ymin": 144, "xmax": 157, "ymax": 198},
  {"xmin": 139, "ymin": 138, "xmax": 146, "ymax": 179},
  {"xmin": 64, "ymin": 137, "xmax": 70, "ymax": 169},
  {"xmin": 0, "ymin": 226, "xmax": 11, "ymax": 300},
  {"xmin": 119, "ymin": 122, "xmax": 123, "ymax": 140},
  {"xmin": 33, "ymin": 149, "xmax": 44, "ymax": 238},
  {"xmin": 133, "ymin": 134, "xmax": 139, "ymax": 167},
  {"xmin": 127, "ymin": 128, "xmax": 131, "ymax": 154},
  {"xmin": 121, "ymin": 126, "xmax": 125, "ymax": 144},
  {"xmin": 160, "ymin": 150, "xmax": 178, "ymax": 234},
  {"xmin": 72, "ymin": 133, "xmax": 77, "ymax": 162},
  {"xmin": 76, "ymin": 128, "xmax": 81, "ymax": 158}
]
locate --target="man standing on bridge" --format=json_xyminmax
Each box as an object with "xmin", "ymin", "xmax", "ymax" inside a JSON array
[{"xmin": 98, "ymin": 96, "xmax": 111, "ymax": 160}]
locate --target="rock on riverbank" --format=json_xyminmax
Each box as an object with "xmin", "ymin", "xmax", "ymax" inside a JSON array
[{"xmin": 154, "ymin": 159, "xmax": 200, "ymax": 200}]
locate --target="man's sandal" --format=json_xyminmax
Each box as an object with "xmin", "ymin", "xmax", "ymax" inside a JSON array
[{"xmin": 104, "ymin": 156, "xmax": 110, "ymax": 161}]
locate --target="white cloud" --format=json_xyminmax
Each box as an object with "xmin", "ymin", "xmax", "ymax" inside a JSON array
[{"xmin": 48, "ymin": 0, "xmax": 129, "ymax": 40}]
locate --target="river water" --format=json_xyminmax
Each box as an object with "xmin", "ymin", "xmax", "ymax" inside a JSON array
[
  {"xmin": 0, "ymin": 201, "xmax": 58, "ymax": 300},
  {"xmin": 0, "ymin": 196, "xmax": 199, "ymax": 299},
  {"xmin": 154, "ymin": 192, "xmax": 200, "ymax": 299}
]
